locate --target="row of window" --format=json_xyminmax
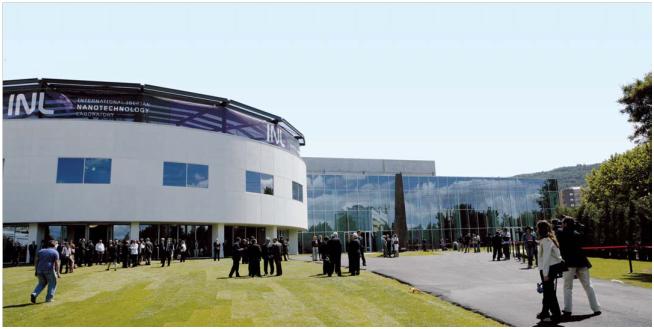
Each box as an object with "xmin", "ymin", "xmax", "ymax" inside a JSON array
[{"xmin": 54, "ymin": 158, "xmax": 303, "ymax": 201}]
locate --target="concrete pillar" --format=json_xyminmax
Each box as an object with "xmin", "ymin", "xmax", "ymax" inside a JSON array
[
  {"xmin": 212, "ymin": 224, "xmax": 225, "ymax": 258},
  {"xmin": 130, "ymin": 222, "xmax": 140, "ymax": 241},
  {"xmin": 265, "ymin": 226, "xmax": 277, "ymax": 241},
  {"xmin": 288, "ymin": 229, "xmax": 299, "ymax": 255},
  {"xmin": 27, "ymin": 223, "xmax": 39, "ymax": 263}
]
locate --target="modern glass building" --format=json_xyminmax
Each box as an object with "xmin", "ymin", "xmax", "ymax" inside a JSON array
[
  {"xmin": 299, "ymin": 158, "xmax": 559, "ymax": 253},
  {"xmin": 3, "ymin": 78, "xmax": 308, "ymax": 263},
  {"xmin": 3, "ymin": 78, "xmax": 559, "ymax": 262}
]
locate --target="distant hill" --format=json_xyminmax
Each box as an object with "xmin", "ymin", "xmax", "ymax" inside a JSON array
[{"xmin": 512, "ymin": 164, "xmax": 601, "ymax": 190}]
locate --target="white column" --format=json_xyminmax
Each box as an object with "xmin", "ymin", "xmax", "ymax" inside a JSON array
[
  {"xmin": 27, "ymin": 223, "xmax": 39, "ymax": 262},
  {"xmin": 265, "ymin": 226, "xmax": 278, "ymax": 241},
  {"xmin": 212, "ymin": 224, "xmax": 225, "ymax": 258},
  {"xmin": 288, "ymin": 229, "xmax": 299, "ymax": 255},
  {"xmin": 130, "ymin": 222, "xmax": 140, "ymax": 241}
]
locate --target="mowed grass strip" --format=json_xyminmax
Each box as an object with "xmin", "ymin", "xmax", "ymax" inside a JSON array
[
  {"xmin": 3, "ymin": 259, "xmax": 502, "ymax": 327},
  {"xmin": 587, "ymin": 257, "xmax": 652, "ymax": 289}
]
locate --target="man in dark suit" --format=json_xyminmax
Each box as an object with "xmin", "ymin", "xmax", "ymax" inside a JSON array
[
  {"xmin": 159, "ymin": 238, "xmax": 168, "ymax": 267},
  {"xmin": 272, "ymin": 238, "xmax": 283, "ymax": 276},
  {"xmin": 262, "ymin": 238, "xmax": 274, "ymax": 275},
  {"xmin": 327, "ymin": 233, "xmax": 342, "ymax": 277},
  {"xmin": 144, "ymin": 238, "xmax": 153, "ymax": 265},
  {"xmin": 356, "ymin": 230, "xmax": 366, "ymax": 267},
  {"xmin": 229, "ymin": 237, "xmax": 244, "ymax": 278},
  {"xmin": 248, "ymin": 239, "xmax": 262, "ymax": 277}
]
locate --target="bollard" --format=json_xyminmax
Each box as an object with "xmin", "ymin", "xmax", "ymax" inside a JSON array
[{"xmin": 627, "ymin": 245, "xmax": 633, "ymax": 274}]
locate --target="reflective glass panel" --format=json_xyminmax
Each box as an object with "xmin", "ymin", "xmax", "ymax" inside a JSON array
[
  {"xmin": 113, "ymin": 225, "xmax": 130, "ymax": 241},
  {"xmin": 187, "ymin": 164, "xmax": 209, "ymax": 188},
  {"xmin": 163, "ymin": 162, "xmax": 186, "ymax": 187},
  {"xmin": 246, "ymin": 171, "xmax": 261, "ymax": 193},
  {"xmin": 84, "ymin": 158, "xmax": 112, "ymax": 184},
  {"xmin": 261, "ymin": 173, "xmax": 274, "ymax": 195},
  {"xmin": 56, "ymin": 158, "xmax": 84, "ymax": 183}
]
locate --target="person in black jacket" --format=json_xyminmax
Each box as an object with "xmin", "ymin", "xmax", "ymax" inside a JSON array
[
  {"xmin": 262, "ymin": 238, "xmax": 274, "ymax": 275},
  {"xmin": 229, "ymin": 237, "xmax": 244, "ymax": 278},
  {"xmin": 319, "ymin": 236, "xmax": 330, "ymax": 275},
  {"xmin": 491, "ymin": 231, "xmax": 502, "ymax": 261},
  {"xmin": 348, "ymin": 233, "xmax": 361, "ymax": 276},
  {"xmin": 272, "ymin": 238, "xmax": 283, "ymax": 276},
  {"xmin": 106, "ymin": 240, "xmax": 118, "ymax": 271},
  {"xmin": 122, "ymin": 240, "xmax": 130, "ymax": 268},
  {"xmin": 240, "ymin": 238, "xmax": 249, "ymax": 264},
  {"xmin": 327, "ymin": 233, "xmax": 342, "ymax": 277},
  {"xmin": 281, "ymin": 238, "xmax": 289, "ymax": 261},
  {"xmin": 559, "ymin": 216, "xmax": 601, "ymax": 319},
  {"xmin": 247, "ymin": 239, "xmax": 262, "ymax": 277},
  {"xmin": 356, "ymin": 230, "xmax": 366, "ymax": 267},
  {"xmin": 159, "ymin": 238, "xmax": 168, "ymax": 267},
  {"xmin": 86, "ymin": 241, "xmax": 95, "ymax": 267}
]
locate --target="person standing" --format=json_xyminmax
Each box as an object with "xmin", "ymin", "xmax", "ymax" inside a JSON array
[
  {"xmin": 281, "ymin": 238, "xmax": 289, "ymax": 261},
  {"xmin": 180, "ymin": 240, "xmax": 187, "ymax": 263},
  {"xmin": 106, "ymin": 241, "xmax": 118, "ymax": 271},
  {"xmin": 95, "ymin": 240, "xmax": 105, "ymax": 265},
  {"xmin": 491, "ymin": 231, "xmax": 502, "ymax": 261},
  {"xmin": 501, "ymin": 228, "xmax": 511, "ymax": 260},
  {"xmin": 159, "ymin": 238, "xmax": 169, "ymax": 267},
  {"xmin": 381, "ymin": 235, "xmax": 388, "ymax": 257},
  {"xmin": 248, "ymin": 238, "xmax": 262, "ymax": 277},
  {"xmin": 240, "ymin": 238, "xmax": 249, "ymax": 264},
  {"xmin": 311, "ymin": 235, "xmax": 320, "ymax": 261},
  {"xmin": 348, "ymin": 233, "xmax": 361, "ymax": 276},
  {"xmin": 165, "ymin": 239, "xmax": 174, "ymax": 266},
  {"xmin": 319, "ymin": 236, "xmax": 330, "ymax": 275},
  {"xmin": 213, "ymin": 239, "xmax": 222, "ymax": 261},
  {"xmin": 463, "ymin": 233, "xmax": 471, "ymax": 253},
  {"xmin": 28, "ymin": 241, "xmax": 37, "ymax": 265},
  {"xmin": 229, "ymin": 237, "xmax": 244, "ymax": 277},
  {"xmin": 392, "ymin": 234, "xmax": 400, "ymax": 257},
  {"xmin": 60, "ymin": 242, "xmax": 72, "ymax": 274},
  {"xmin": 272, "ymin": 238, "xmax": 283, "ymax": 276},
  {"xmin": 559, "ymin": 216, "xmax": 601, "ymax": 319},
  {"xmin": 262, "ymin": 238, "xmax": 273, "ymax": 275},
  {"xmin": 327, "ymin": 232, "xmax": 342, "ymax": 277},
  {"xmin": 30, "ymin": 240, "xmax": 61, "ymax": 303},
  {"xmin": 144, "ymin": 238, "xmax": 153, "ymax": 265},
  {"xmin": 536, "ymin": 220, "xmax": 564, "ymax": 324},
  {"xmin": 129, "ymin": 240, "xmax": 139, "ymax": 267},
  {"xmin": 86, "ymin": 240, "xmax": 95, "ymax": 267},
  {"xmin": 523, "ymin": 227, "xmax": 537, "ymax": 268},
  {"xmin": 356, "ymin": 230, "xmax": 367, "ymax": 267}
]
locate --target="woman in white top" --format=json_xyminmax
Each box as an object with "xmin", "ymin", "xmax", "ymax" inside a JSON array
[
  {"xmin": 180, "ymin": 240, "xmax": 188, "ymax": 263},
  {"xmin": 536, "ymin": 220, "xmax": 564, "ymax": 324}
]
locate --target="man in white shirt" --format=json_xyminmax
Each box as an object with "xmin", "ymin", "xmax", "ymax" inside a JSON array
[
  {"xmin": 95, "ymin": 240, "xmax": 105, "ymax": 265},
  {"xmin": 501, "ymin": 228, "xmax": 511, "ymax": 260}
]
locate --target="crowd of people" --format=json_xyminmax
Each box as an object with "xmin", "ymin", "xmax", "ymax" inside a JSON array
[{"xmin": 228, "ymin": 236, "xmax": 288, "ymax": 278}]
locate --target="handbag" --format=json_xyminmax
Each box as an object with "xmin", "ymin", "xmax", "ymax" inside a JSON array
[{"xmin": 549, "ymin": 261, "xmax": 568, "ymax": 278}]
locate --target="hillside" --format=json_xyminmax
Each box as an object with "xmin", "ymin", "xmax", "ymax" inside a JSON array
[{"xmin": 512, "ymin": 163, "xmax": 601, "ymax": 190}]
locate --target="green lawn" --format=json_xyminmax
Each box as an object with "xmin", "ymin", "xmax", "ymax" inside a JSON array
[
  {"xmin": 587, "ymin": 257, "xmax": 652, "ymax": 288},
  {"xmin": 369, "ymin": 250, "xmax": 442, "ymax": 257},
  {"xmin": 3, "ymin": 259, "xmax": 502, "ymax": 327}
]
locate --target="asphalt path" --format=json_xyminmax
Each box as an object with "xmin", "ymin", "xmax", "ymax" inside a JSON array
[{"xmin": 301, "ymin": 251, "xmax": 652, "ymax": 327}]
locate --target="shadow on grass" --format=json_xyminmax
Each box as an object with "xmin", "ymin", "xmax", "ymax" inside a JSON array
[
  {"xmin": 621, "ymin": 273, "xmax": 652, "ymax": 284},
  {"xmin": 3, "ymin": 303, "xmax": 36, "ymax": 309}
]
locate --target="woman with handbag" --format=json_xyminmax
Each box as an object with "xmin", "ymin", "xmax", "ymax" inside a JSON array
[{"xmin": 536, "ymin": 220, "xmax": 564, "ymax": 324}]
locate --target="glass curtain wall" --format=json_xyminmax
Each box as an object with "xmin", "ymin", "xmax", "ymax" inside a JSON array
[{"xmin": 302, "ymin": 174, "xmax": 558, "ymax": 253}]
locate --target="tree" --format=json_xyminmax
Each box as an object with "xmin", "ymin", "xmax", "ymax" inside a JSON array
[
  {"xmin": 619, "ymin": 72, "xmax": 652, "ymax": 144},
  {"xmin": 582, "ymin": 143, "xmax": 651, "ymax": 258}
]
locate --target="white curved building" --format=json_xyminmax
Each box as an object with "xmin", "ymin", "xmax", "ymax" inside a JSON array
[{"xmin": 3, "ymin": 78, "xmax": 307, "ymax": 260}]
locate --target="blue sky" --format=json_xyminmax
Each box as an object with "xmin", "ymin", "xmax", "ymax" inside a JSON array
[{"xmin": 3, "ymin": 3, "xmax": 651, "ymax": 177}]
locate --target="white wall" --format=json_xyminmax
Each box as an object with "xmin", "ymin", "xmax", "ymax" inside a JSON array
[{"xmin": 3, "ymin": 119, "xmax": 307, "ymax": 230}]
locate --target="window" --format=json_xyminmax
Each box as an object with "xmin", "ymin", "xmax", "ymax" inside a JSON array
[
  {"xmin": 261, "ymin": 173, "xmax": 274, "ymax": 195},
  {"xmin": 56, "ymin": 158, "xmax": 111, "ymax": 184},
  {"xmin": 163, "ymin": 162, "xmax": 209, "ymax": 188},
  {"xmin": 84, "ymin": 158, "xmax": 112, "ymax": 184},
  {"xmin": 245, "ymin": 170, "xmax": 274, "ymax": 195},
  {"xmin": 246, "ymin": 171, "xmax": 261, "ymax": 193},
  {"xmin": 292, "ymin": 181, "xmax": 303, "ymax": 202}
]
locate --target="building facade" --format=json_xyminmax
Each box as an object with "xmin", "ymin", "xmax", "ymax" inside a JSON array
[
  {"xmin": 559, "ymin": 186, "xmax": 582, "ymax": 208},
  {"xmin": 3, "ymin": 78, "xmax": 307, "ymax": 262},
  {"xmin": 299, "ymin": 158, "xmax": 559, "ymax": 253}
]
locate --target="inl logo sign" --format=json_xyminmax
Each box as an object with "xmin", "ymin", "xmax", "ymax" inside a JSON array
[
  {"xmin": 266, "ymin": 123, "xmax": 286, "ymax": 147},
  {"xmin": 6, "ymin": 92, "xmax": 53, "ymax": 117}
]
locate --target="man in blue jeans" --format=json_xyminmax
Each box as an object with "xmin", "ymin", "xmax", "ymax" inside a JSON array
[{"xmin": 30, "ymin": 240, "xmax": 61, "ymax": 303}]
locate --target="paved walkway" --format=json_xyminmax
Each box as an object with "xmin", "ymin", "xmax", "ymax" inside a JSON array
[{"xmin": 299, "ymin": 252, "xmax": 651, "ymax": 327}]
